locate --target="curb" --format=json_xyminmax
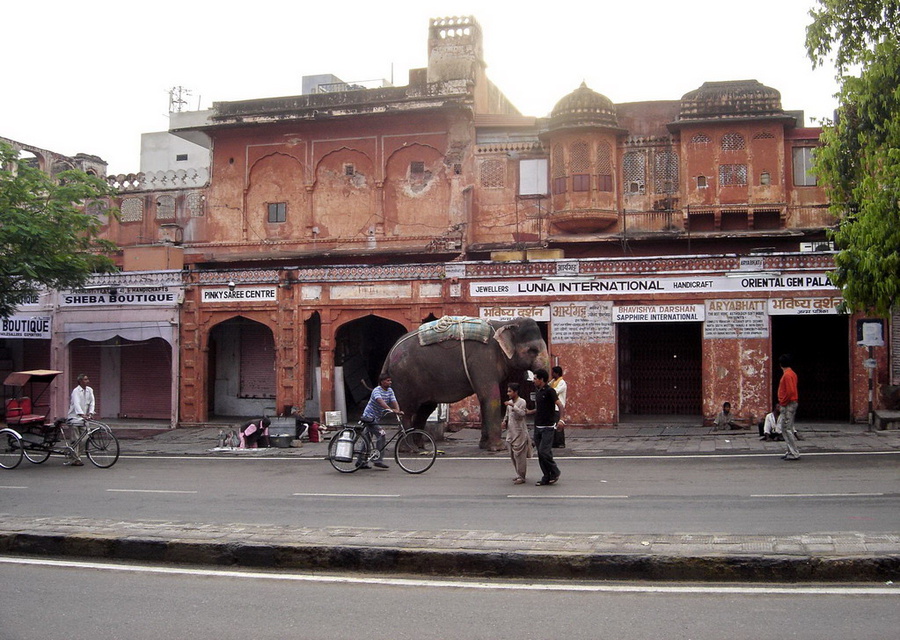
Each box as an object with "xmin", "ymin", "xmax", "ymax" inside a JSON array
[{"xmin": 2, "ymin": 519, "xmax": 898, "ymax": 583}]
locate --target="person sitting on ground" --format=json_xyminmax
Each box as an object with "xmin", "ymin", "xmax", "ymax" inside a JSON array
[
  {"xmin": 760, "ymin": 404, "xmax": 784, "ymax": 441},
  {"xmin": 239, "ymin": 417, "xmax": 271, "ymax": 448},
  {"xmin": 714, "ymin": 402, "xmax": 741, "ymax": 430}
]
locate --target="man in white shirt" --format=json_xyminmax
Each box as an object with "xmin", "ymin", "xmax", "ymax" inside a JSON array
[{"xmin": 66, "ymin": 373, "xmax": 95, "ymax": 466}]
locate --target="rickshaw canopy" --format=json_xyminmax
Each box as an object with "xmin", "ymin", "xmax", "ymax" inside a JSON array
[{"xmin": 3, "ymin": 370, "xmax": 63, "ymax": 387}]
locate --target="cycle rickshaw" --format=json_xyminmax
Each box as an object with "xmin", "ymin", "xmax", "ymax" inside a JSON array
[{"xmin": 1, "ymin": 370, "xmax": 119, "ymax": 469}]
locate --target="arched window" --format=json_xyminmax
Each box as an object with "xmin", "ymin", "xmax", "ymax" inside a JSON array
[
  {"xmin": 597, "ymin": 142, "xmax": 613, "ymax": 192},
  {"xmin": 690, "ymin": 133, "xmax": 711, "ymax": 146},
  {"xmin": 623, "ymin": 151, "xmax": 646, "ymax": 195},
  {"xmin": 721, "ymin": 133, "xmax": 745, "ymax": 151}
]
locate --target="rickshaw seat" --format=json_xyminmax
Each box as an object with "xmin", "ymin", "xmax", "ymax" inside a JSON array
[{"xmin": 4, "ymin": 397, "xmax": 46, "ymax": 426}]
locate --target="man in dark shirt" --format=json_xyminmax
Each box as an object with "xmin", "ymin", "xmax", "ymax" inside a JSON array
[{"xmin": 528, "ymin": 369, "xmax": 562, "ymax": 486}]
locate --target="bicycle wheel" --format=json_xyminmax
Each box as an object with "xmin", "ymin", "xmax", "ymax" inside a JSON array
[
  {"xmin": 24, "ymin": 445, "xmax": 51, "ymax": 464},
  {"xmin": 394, "ymin": 429, "xmax": 437, "ymax": 474},
  {"xmin": 0, "ymin": 429, "xmax": 24, "ymax": 469},
  {"xmin": 85, "ymin": 427, "xmax": 120, "ymax": 468},
  {"xmin": 328, "ymin": 428, "xmax": 369, "ymax": 473}
]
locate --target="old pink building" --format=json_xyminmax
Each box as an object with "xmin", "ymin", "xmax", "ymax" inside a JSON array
[{"xmin": 5, "ymin": 17, "xmax": 890, "ymax": 432}]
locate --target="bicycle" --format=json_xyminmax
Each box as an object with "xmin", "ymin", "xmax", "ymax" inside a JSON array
[
  {"xmin": 0, "ymin": 418, "xmax": 120, "ymax": 470},
  {"xmin": 327, "ymin": 412, "xmax": 437, "ymax": 474}
]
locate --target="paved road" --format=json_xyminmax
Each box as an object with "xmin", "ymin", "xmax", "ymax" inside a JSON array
[
  {"xmin": 1, "ymin": 556, "xmax": 897, "ymax": 640},
  {"xmin": 2, "ymin": 454, "xmax": 898, "ymax": 534},
  {"xmin": 2, "ymin": 423, "xmax": 898, "ymax": 582}
]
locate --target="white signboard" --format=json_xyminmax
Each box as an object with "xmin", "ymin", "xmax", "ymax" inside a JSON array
[
  {"xmin": 470, "ymin": 273, "xmax": 836, "ymax": 298},
  {"xmin": 704, "ymin": 299, "xmax": 768, "ymax": 339},
  {"xmin": 613, "ymin": 304, "xmax": 705, "ymax": 323},
  {"xmin": 331, "ymin": 283, "xmax": 411, "ymax": 300},
  {"xmin": 201, "ymin": 286, "xmax": 277, "ymax": 303},
  {"xmin": 0, "ymin": 315, "xmax": 51, "ymax": 339},
  {"xmin": 62, "ymin": 287, "xmax": 180, "ymax": 306},
  {"xmin": 551, "ymin": 302, "xmax": 614, "ymax": 344},
  {"xmin": 445, "ymin": 263, "xmax": 465, "ymax": 279},
  {"xmin": 480, "ymin": 306, "xmax": 551, "ymax": 322},
  {"xmin": 738, "ymin": 256, "xmax": 765, "ymax": 271},
  {"xmin": 768, "ymin": 297, "xmax": 844, "ymax": 315}
]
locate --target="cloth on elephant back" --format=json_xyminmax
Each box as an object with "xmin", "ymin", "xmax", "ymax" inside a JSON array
[{"xmin": 417, "ymin": 316, "xmax": 494, "ymax": 347}]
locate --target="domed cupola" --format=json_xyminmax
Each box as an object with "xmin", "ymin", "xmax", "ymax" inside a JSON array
[
  {"xmin": 675, "ymin": 79, "xmax": 790, "ymax": 123},
  {"xmin": 549, "ymin": 82, "xmax": 619, "ymax": 131}
]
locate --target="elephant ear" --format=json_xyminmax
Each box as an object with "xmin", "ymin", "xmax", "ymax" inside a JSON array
[{"xmin": 493, "ymin": 323, "xmax": 518, "ymax": 360}]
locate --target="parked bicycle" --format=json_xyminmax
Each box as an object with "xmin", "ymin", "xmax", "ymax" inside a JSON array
[
  {"xmin": 327, "ymin": 412, "xmax": 437, "ymax": 474},
  {"xmin": 0, "ymin": 418, "xmax": 120, "ymax": 470}
]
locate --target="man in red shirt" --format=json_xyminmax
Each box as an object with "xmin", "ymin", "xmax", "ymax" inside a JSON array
[{"xmin": 777, "ymin": 354, "xmax": 800, "ymax": 461}]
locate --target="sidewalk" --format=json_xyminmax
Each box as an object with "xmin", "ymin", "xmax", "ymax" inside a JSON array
[
  {"xmin": 3, "ymin": 421, "xmax": 899, "ymax": 583},
  {"xmin": 111, "ymin": 419, "xmax": 900, "ymax": 458}
]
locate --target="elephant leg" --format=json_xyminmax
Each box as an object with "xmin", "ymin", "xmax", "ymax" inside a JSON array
[
  {"xmin": 478, "ymin": 384, "xmax": 505, "ymax": 451},
  {"xmin": 413, "ymin": 401, "xmax": 442, "ymax": 441}
]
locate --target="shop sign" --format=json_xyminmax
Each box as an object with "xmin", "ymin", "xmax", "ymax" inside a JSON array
[
  {"xmin": 704, "ymin": 299, "xmax": 768, "ymax": 339},
  {"xmin": 767, "ymin": 297, "xmax": 844, "ymax": 315},
  {"xmin": 331, "ymin": 283, "xmax": 411, "ymax": 300},
  {"xmin": 0, "ymin": 315, "xmax": 51, "ymax": 339},
  {"xmin": 470, "ymin": 273, "xmax": 836, "ymax": 297},
  {"xmin": 480, "ymin": 306, "xmax": 550, "ymax": 322},
  {"xmin": 613, "ymin": 304, "xmax": 705, "ymax": 323},
  {"xmin": 202, "ymin": 286, "xmax": 276, "ymax": 303},
  {"xmin": 551, "ymin": 302, "xmax": 614, "ymax": 344},
  {"xmin": 62, "ymin": 286, "xmax": 180, "ymax": 306}
]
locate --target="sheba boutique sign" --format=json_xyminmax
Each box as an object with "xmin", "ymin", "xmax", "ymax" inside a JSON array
[
  {"xmin": 61, "ymin": 287, "xmax": 179, "ymax": 306},
  {"xmin": 470, "ymin": 274, "xmax": 836, "ymax": 297}
]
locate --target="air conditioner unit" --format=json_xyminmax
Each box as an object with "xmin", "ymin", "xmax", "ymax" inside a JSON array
[{"xmin": 799, "ymin": 241, "xmax": 834, "ymax": 252}]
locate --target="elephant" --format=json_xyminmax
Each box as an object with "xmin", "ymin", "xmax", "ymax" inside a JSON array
[{"xmin": 381, "ymin": 316, "xmax": 551, "ymax": 450}]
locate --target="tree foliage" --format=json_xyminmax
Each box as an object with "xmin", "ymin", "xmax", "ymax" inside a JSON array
[
  {"xmin": 0, "ymin": 142, "xmax": 119, "ymax": 318},
  {"xmin": 806, "ymin": 1, "xmax": 900, "ymax": 314}
]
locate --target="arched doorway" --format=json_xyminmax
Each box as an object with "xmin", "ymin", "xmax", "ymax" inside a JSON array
[
  {"xmin": 335, "ymin": 316, "xmax": 407, "ymax": 421},
  {"xmin": 207, "ymin": 317, "xmax": 276, "ymax": 418}
]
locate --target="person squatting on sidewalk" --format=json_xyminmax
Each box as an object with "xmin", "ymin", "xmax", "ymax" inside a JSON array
[
  {"xmin": 502, "ymin": 382, "xmax": 531, "ymax": 484},
  {"xmin": 778, "ymin": 354, "xmax": 801, "ymax": 461},
  {"xmin": 759, "ymin": 404, "xmax": 784, "ymax": 441},
  {"xmin": 239, "ymin": 417, "xmax": 270, "ymax": 448},
  {"xmin": 528, "ymin": 369, "xmax": 562, "ymax": 486}
]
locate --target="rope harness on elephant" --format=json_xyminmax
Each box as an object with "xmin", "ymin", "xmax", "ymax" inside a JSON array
[{"xmin": 384, "ymin": 316, "xmax": 494, "ymax": 394}]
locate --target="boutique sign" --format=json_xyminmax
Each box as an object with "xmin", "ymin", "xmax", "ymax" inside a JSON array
[
  {"xmin": 61, "ymin": 287, "xmax": 179, "ymax": 306},
  {"xmin": 1, "ymin": 315, "xmax": 51, "ymax": 339}
]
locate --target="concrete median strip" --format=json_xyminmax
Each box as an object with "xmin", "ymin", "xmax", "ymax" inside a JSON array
[{"xmin": 0, "ymin": 515, "xmax": 897, "ymax": 583}]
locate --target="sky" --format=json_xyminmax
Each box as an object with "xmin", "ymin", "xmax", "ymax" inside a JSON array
[{"xmin": 2, "ymin": 0, "xmax": 839, "ymax": 176}]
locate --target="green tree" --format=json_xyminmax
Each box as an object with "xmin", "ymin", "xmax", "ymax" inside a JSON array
[
  {"xmin": 806, "ymin": 0, "xmax": 900, "ymax": 314},
  {"xmin": 0, "ymin": 142, "xmax": 119, "ymax": 318}
]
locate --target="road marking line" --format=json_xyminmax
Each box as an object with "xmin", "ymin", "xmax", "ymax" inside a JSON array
[
  {"xmin": 750, "ymin": 492, "xmax": 885, "ymax": 498},
  {"xmin": 1, "ymin": 556, "xmax": 897, "ymax": 595},
  {"xmin": 292, "ymin": 493, "xmax": 401, "ymax": 498},
  {"xmin": 106, "ymin": 489, "xmax": 198, "ymax": 494},
  {"xmin": 0, "ymin": 486, "xmax": 28, "ymax": 490},
  {"xmin": 507, "ymin": 495, "xmax": 629, "ymax": 499}
]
